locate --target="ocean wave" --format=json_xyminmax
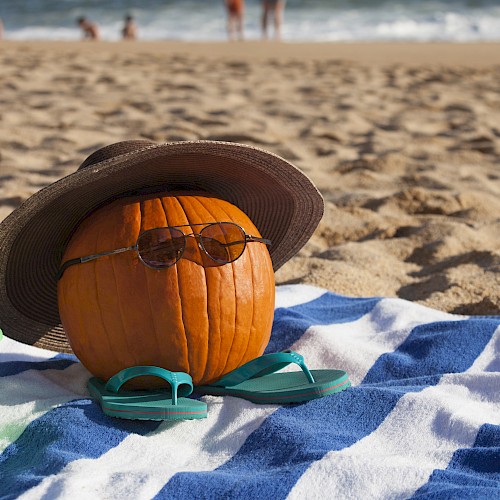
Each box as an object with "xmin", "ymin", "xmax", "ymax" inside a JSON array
[{"xmin": 2, "ymin": 0, "xmax": 500, "ymax": 42}]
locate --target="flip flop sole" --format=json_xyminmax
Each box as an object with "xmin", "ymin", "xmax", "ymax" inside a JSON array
[
  {"xmin": 98, "ymin": 404, "xmax": 208, "ymax": 421},
  {"xmin": 88, "ymin": 378, "xmax": 208, "ymax": 421},
  {"xmin": 195, "ymin": 370, "xmax": 351, "ymax": 404}
]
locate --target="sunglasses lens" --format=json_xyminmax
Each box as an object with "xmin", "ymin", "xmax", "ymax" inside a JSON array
[
  {"xmin": 201, "ymin": 222, "xmax": 246, "ymax": 264},
  {"xmin": 137, "ymin": 227, "xmax": 185, "ymax": 269}
]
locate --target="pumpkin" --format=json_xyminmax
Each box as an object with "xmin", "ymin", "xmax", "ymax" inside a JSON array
[{"xmin": 57, "ymin": 192, "xmax": 275, "ymax": 387}]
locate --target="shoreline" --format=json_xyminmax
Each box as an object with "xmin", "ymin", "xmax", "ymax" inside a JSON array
[{"xmin": 2, "ymin": 40, "xmax": 500, "ymax": 67}]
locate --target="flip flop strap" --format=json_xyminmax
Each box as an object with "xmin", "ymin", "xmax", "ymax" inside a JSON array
[
  {"xmin": 211, "ymin": 350, "xmax": 315, "ymax": 387},
  {"xmin": 105, "ymin": 366, "xmax": 193, "ymax": 405}
]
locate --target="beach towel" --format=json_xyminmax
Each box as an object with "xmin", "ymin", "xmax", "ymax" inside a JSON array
[{"xmin": 1, "ymin": 284, "xmax": 499, "ymax": 499}]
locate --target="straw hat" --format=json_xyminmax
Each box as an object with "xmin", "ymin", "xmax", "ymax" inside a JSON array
[{"xmin": 0, "ymin": 140, "xmax": 324, "ymax": 352}]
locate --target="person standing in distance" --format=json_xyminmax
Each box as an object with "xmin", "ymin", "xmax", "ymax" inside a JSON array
[
  {"xmin": 262, "ymin": 0, "xmax": 286, "ymax": 40},
  {"xmin": 225, "ymin": 0, "xmax": 245, "ymax": 41}
]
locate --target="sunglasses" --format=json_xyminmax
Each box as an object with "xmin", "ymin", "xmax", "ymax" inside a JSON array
[{"xmin": 57, "ymin": 221, "xmax": 272, "ymax": 280}]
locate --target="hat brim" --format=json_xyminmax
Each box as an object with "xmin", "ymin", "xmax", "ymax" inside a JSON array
[{"xmin": 0, "ymin": 141, "xmax": 323, "ymax": 352}]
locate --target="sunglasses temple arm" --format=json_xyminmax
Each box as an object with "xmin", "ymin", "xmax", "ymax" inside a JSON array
[
  {"xmin": 246, "ymin": 236, "xmax": 272, "ymax": 246},
  {"xmin": 56, "ymin": 245, "xmax": 137, "ymax": 280},
  {"xmin": 56, "ymin": 258, "xmax": 81, "ymax": 281},
  {"xmin": 80, "ymin": 245, "xmax": 137, "ymax": 262}
]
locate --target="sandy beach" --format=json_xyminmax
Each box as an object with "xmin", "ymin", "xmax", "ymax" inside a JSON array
[{"xmin": 0, "ymin": 40, "xmax": 499, "ymax": 315}]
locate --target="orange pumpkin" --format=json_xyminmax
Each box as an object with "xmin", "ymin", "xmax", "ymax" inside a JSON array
[{"xmin": 57, "ymin": 192, "xmax": 275, "ymax": 387}]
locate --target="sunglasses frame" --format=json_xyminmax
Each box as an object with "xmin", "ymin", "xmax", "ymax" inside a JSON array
[{"xmin": 57, "ymin": 221, "xmax": 271, "ymax": 280}]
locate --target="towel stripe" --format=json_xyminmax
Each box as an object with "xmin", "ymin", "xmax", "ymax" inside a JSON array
[
  {"xmin": 155, "ymin": 317, "xmax": 497, "ymax": 499},
  {"xmin": 412, "ymin": 424, "xmax": 500, "ymax": 500},
  {"xmin": 467, "ymin": 325, "xmax": 500, "ymax": 373},
  {"xmin": 0, "ymin": 337, "xmax": 61, "ymax": 363},
  {"xmin": 267, "ymin": 291, "xmax": 381, "ymax": 353},
  {"xmin": 0, "ymin": 363, "xmax": 89, "ymax": 453},
  {"xmin": 363, "ymin": 318, "xmax": 499, "ymax": 383},
  {"xmin": 0, "ymin": 400, "xmax": 160, "ymax": 499},
  {"xmin": 0, "ymin": 358, "xmax": 76, "ymax": 378},
  {"xmin": 289, "ymin": 374, "xmax": 500, "ymax": 499},
  {"xmin": 411, "ymin": 423, "xmax": 500, "ymax": 498}
]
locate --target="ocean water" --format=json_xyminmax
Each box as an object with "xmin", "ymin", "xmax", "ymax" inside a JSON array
[{"xmin": 1, "ymin": 0, "xmax": 500, "ymax": 42}]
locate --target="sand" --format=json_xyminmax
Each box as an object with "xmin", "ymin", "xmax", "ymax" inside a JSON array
[{"xmin": 0, "ymin": 40, "xmax": 499, "ymax": 315}]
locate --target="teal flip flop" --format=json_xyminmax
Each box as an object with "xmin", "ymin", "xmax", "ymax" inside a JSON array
[
  {"xmin": 194, "ymin": 350, "xmax": 350, "ymax": 404},
  {"xmin": 87, "ymin": 366, "xmax": 208, "ymax": 421}
]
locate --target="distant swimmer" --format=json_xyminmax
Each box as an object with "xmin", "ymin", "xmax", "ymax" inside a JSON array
[
  {"xmin": 122, "ymin": 14, "xmax": 137, "ymax": 40},
  {"xmin": 77, "ymin": 16, "xmax": 100, "ymax": 40},
  {"xmin": 262, "ymin": 0, "xmax": 286, "ymax": 40},
  {"xmin": 225, "ymin": 0, "xmax": 245, "ymax": 41}
]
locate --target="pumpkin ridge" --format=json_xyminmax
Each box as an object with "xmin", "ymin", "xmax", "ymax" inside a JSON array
[
  {"xmin": 143, "ymin": 273, "xmax": 166, "ymax": 365},
  {"xmin": 163, "ymin": 197, "xmax": 191, "ymax": 374},
  {"xmin": 189, "ymin": 195, "xmax": 226, "ymax": 383},
  {"xmin": 164, "ymin": 196, "xmax": 192, "ymax": 375},
  {"xmin": 72, "ymin": 217, "xmax": 124, "ymax": 377},
  {"xmin": 257, "ymin": 252, "xmax": 275, "ymax": 354},
  {"xmin": 188, "ymin": 197, "xmax": 214, "ymax": 384},
  {"xmin": 92, "ymin": 225, "xmax": 119, "ymax": 370},
  {"xmin": 93, "ymin": 266, "xmax": 120, "ymax": 370},
  {"xmin": 59, "ymin": 218, "xmax": 103, "ymax": 374},
  {"xmin": 77, "ymin": 265, "xmax": 102, "ymax": 369},
  {"xmin": 230, "ymin": 248, "xmax": 255, "ymax": 372},
  {"xmin": 110, "ymin": 210, "xmax": 139, "ymax": 369},
  {"xmin": 91, "ymin": 221, "xmax": 124, "ymax": 371},
  {"xmin": 141, "ymin": 199, "xmax": 171, "ymax": 369},
  {"xmin": 195, "ymin": 196, "xmax": 242, "ymax": 380},
  {"xmin": 237, "ymin": 236, "xmax": 256, "ymax": 366},
  {"xmin": 174, "ymin": 195, "xmax": 211, "ymax": 381}
]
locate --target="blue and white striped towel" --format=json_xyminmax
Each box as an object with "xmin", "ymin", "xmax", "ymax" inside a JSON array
[{"xmin": 1, "ymin": 284, "xmax": 499, "ymax": 499}]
